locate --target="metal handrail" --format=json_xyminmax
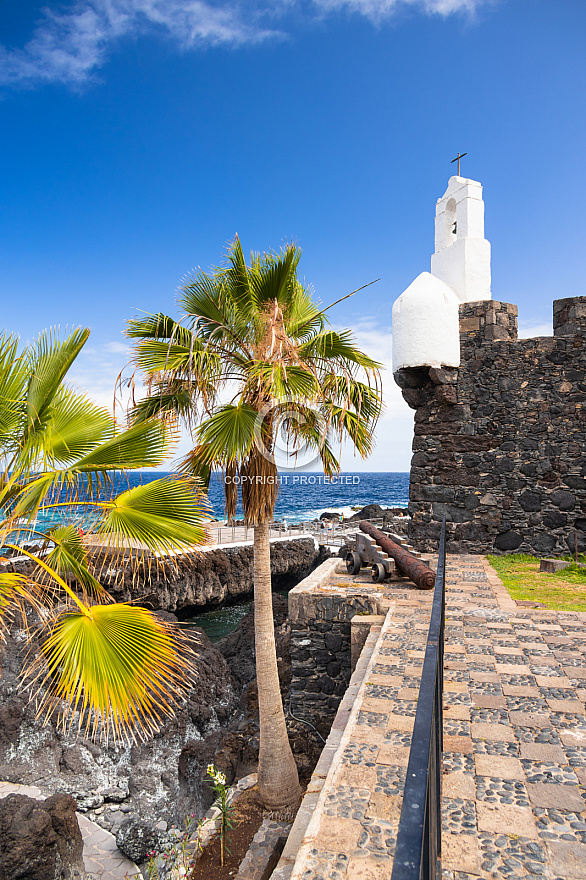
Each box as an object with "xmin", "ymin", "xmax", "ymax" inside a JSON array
[{"xmin": 390, "ymin": 517, "xmax": 446, "ymax": 880}]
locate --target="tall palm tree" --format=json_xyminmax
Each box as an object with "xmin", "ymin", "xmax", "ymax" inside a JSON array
[
  {"xmin": 0, "ymin": 327, "xmax": 210, "ymax": 744},
  {"xmin": 127, "ymin": 239, "xmax": 382, "ymax": 810}
]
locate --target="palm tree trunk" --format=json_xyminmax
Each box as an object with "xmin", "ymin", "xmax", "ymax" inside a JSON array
[{"xmin": 254, "ymin": 520, "xmax": 301, "ymax": 811}]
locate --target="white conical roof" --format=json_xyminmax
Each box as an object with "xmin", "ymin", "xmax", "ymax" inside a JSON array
[{"xmin": 392, "ymin": 272, "xmax": 460, "ymax": 373}]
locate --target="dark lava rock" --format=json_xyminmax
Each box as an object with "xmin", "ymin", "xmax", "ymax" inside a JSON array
[
  {"xmin": 566, "ymin": 530, "xmax": 586, "ymax": 554},
  {"xmin": 115, "ymin": 817, "xmax": 171, "ymax": 864},
  {"xmin": 178, "ymin": 592, "xmax": 323, "ymax": 801},
  {"xmin": 532, "ymin": 533, "xmax": 556, "ymax": 554},
  {"xmin": 0, "ymin": 793, "xmax": 83, "ymax": 880},
  {"xmin": 215, "ymin": 594, "xmax": 289, "ymax": 695},
  {"xmin": 0, "ymin": 616, "xmax": 237, "ymax": 828},
  {"xmin": 100, "ymin": 538, "xmax": 322, "ymax": 614},
  {"xmin": 519, "ymin": 491, "xmax": 542, "ymax": 512},
  {"xmin": 494, "ymin": 531, "xmax": 523, "ymax": 551},
  {"xmin": 550, "ymin": 490, "xmax": 576, "ymax": 511},
  {"xmin": 347, "ymin": 504, "xmax": 408, "ymax": 522},
  {"xmin": 543, "ymin": 510, "xmax": 566, "ymax": 529}
]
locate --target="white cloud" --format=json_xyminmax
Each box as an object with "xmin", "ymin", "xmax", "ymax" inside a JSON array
[
  {"xmin": 0, "ymin": 0, "xmax": 281, "ymax": 88},
  {"xmin": 1, "ymin": 0, "xmax": 491, "ymax": 88},
  {"xmin": 518, "ymin": 320, "xmax": 553, "ymax": 339},
  {"xmin": 313, "ymin": 0, "xmax": 483, "ymax": 23}
]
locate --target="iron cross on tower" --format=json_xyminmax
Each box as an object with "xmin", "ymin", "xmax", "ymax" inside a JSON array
[{"xmin": 451, "ymin": 152, "xmax": 467, "ymax": 176}]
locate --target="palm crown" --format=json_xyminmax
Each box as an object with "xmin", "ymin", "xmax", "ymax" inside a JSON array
[
  {"xmin": 0, "ymin": 327, "xmax": 210, "ymax": 743},
  {"xmin": 128, "ymin": 238, "xmax": 383, "ymax": 515}
]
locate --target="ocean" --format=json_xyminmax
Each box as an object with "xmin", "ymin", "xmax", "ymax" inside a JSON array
[
  {"xmin": 16, "ymin": 471, "xmax": 409, "ymax": 538},
  {"xmin": 206, "ymin": 471, "xmax": 410, "ymax": 524}
]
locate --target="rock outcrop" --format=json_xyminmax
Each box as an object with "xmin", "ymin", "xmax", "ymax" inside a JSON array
[
  {"xmin": 0, "ymin": 619, "xmax": 237, "ymax": 835},
  {"xmin": 0, "ymin": 793, "xmax": 84, "ymax": 880},
  {"xmin": 100, "ymin": 538, "xmax": 323, "ymax": 614},
  {"xmin": 346, "ymin": 504, "xmax": 409, "ymax": 524}
]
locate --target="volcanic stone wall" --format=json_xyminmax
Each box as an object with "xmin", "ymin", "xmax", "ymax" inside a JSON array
[
  {"xmin": 395, "ymin": 296, "xmax": 586, "ymax": 555},
  {"xmin": 289, "ymin": 562, "xmax": 381, "ymax": 727}
]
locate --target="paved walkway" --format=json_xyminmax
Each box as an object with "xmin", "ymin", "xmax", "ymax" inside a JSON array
[
  {"xmin": 287, "ymin": 554, "xmax": 586, "ymax": 880},
  {"xmin": 442, "ymin": 555, "xmax": 586, "ymax": 880},
  {"xmin": 0, "ymin": 781, "xmax": 140, "ymax": 879}
]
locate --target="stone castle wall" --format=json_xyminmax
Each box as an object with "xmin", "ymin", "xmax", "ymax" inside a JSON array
[{"xmin": 395, "ymin": 296, "xmax": 586, "ymax": 555}]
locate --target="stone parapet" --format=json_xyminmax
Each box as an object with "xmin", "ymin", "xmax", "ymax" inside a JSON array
[
  {"xmin": 459, "ymin": 300, "xmax": 518, "ymax": 343},
  {"xmin": 289, "ymin": 559, "xmax": 385, "ymax": 726},
  {"xmin": 553, "ymin": 296, "xmax": 586, "ymax": 337}
]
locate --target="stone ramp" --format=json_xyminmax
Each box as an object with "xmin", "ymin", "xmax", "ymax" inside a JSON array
[
  {"xmin": 279, "ymin": 567, "xmax": 436, "ymax": 879},
  {"xmin": 278, "ymin": 554, "xmax": 586, "ymax": 880},
  {"xmin": 0, "ymin": 782, "xmax": 140, "ymax": 879}
]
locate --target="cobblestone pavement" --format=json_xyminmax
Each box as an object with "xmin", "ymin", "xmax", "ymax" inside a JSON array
[
  {"xmin": 0, "ymin": 781, "xmax": 140, "ymax": 879},
  {"xmin": 288, "ymin": 555, "xmax": 586, "ymax": 880},
  {"xmin": 441, "ymin": 556, "xmax": 586, "ymax": 880}
]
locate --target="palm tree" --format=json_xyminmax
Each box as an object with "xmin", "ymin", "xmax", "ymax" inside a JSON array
[
  {"xmin": 127, "ymin": 238, "xmax": 382, "ymax": 810},
  {"xmin": 0, "ymin": 327, "xmax": 210, "ymax": 744}
]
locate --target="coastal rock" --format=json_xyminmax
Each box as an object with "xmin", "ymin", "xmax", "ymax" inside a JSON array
[
  {"xmin": 0, "ymin": 792, "xmax": 84, "ymax": 880},
  {"xmin": 216, "ymin": 594, "xmax": 289, "ymax": 695},
  {"xmin": 101, "ymin": 539, "xmax": 323, "ymax": 614},
  {"xmin": 178, "ymin": 593, "xmax": 323, "ymax": 798},
  {"xmin": 0, "ymin": 618, "xmax": 237, "ymax": 829},
  {"xmin": 347, "ymin": 504, "xmax": 409, "ymax": 523},
  {"xmin": 115, "ymin": 818, "xmax": 171, "ymax": 864}
]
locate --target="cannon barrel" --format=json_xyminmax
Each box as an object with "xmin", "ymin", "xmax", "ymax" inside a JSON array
[{"xmin": 359, "ymin": 521, "xmax": 436, "ymax": 590}]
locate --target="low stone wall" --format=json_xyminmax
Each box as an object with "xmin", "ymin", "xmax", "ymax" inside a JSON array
[
  {"xmin": 272, "ymin": 615, "xmax": 384, "ymax": 880},
  {"xmin": 289, "ymin": 559, "xmax": 383, "ymax": 728},
  {"xmin": 2, "ymin": 536, "xmax": 326, "ymax": 613}
]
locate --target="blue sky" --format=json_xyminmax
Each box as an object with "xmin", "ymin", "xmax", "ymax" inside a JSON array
[{"xmin": 1, "ymin": 0, "xmax": 585, "ymax": 470}]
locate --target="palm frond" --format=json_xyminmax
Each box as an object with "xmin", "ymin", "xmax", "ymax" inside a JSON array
[
  {"xmin": 0, "ymin": 572, "xmax": 36, "ymax": 636},
  {"xmin": 299, "ymin": 329, "xmax": 382, "ymax": 372},
  {"xmin": 42, "ymin": 386, "xmax": 116, "ymax": 466},
  {"xmin": 74, "ymin": 418, "xmax": 175, "ymax": 471},
  {"xmin": 25, "ymin": 328, "xmax": 90, "ymax": 437},
  {"xmin": 126, "ymin": 313, "xmax": 193, "ymax": 347},
  {"xmin": 196, "ymin": 405, "xmax": 258, "ymax": 465},
  {"xmin": 94, "ymin": 477, "xmax": 211, "ymax": 557},
  {"xmin": 44, "ymin": 524, "xmax": 109, "ymax": 602},
  {"xmin": 26, "ymin": 603, "xmax": 197, "ymax": 743},
  {"xmin": 0, "ymin": 332, "xmax": 27, "ymax": 459}
]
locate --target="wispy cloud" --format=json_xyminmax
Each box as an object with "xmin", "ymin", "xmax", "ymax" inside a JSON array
[
  {"xmin": 1, "ymin": 0, "xmax": 490, "ymax": 89},
  {"xmin": 0, "ymin": 0, "xmax": 281, "ymax": 88},
  {"xmin": 313, "ymin": 0, "xmax": 484, "ymax": 24},
  {"xmin": 518, "ymin": 319, "xmax": 553, "ymax": 339}
]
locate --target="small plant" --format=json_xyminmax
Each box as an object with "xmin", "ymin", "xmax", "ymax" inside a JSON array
[
  {"xmin": 143, "ymin": 812, "xmax": 206, "ymax": 880},
  {"xmin": 207, "ymin": 763, "xmax": 236, "ymax": 867}
]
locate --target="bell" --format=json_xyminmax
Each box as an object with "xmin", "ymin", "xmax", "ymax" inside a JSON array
[{"xmin": 452, "ymin": 222, "xmax": 457, "ymax": 234}]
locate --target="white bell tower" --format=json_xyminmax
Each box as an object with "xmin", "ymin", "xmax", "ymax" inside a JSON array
[{"xmin": 430, "ymin": 175, "xmax": 491, "ymax": 302}]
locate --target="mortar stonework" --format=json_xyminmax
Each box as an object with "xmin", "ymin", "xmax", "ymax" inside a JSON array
[
  {"xmin": 395, "ymin": 296, "xmax": 586, "ymax": 556},
  {"xmin": 288, "ymin": 562, "xmax": 382, "ymax": 725}
]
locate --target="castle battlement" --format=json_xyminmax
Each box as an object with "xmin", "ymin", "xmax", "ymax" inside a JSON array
[{"xmin": 395, "ymin": 296, "xmax": 586, "ymax": 555}]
